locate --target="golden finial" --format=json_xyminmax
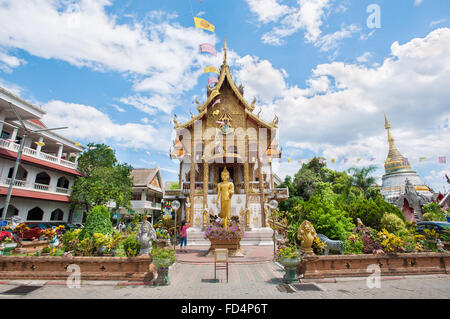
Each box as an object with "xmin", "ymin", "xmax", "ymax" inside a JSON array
[
  {"xmin": 223, "ymin": 38, "xmax": 227, "ymax": 65},
  {"xmin": 384, "ymin": 113, "xmax": 390, "ymax": 130}
]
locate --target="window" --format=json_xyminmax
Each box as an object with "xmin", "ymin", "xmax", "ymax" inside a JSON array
[
  {"xmin": 0, "ymin": 205, "xmax": 19, "ymax": 219},
  {"xmin": 131, "ymin": 193, "xmax": 142, "ymax": 201},
  {"xmin": 50, "ymin": 209, "xmax": 64, "ymax": 221},
  {"xmin": 8, "ymin": 165, "xmax": 28, "ymax": 180},
  {"xmin": 57, "ymin": 177, "xmax": 69, "ymax": 189},
  {"xmin": 27, "ymin": 207, "xmax": 44, "ymax": 221},
  {"xmin": 35, "ymin": 172, "xmax": 51, "ymax": 185},
  {"xmin": 1, "ymin": 131, "xmax": 10, "ymax": 139}
]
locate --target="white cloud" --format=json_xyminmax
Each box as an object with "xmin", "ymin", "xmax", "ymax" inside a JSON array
[
  {"xmin": 246, "ymin": 0, "xmax": 291, "ymax": 24},
  {"xmin": 0, "ymin": 0, "xmax": 217, "ymax": 114},
  {"xmin": 414, "ymin": 0, "xmax": 424, "ymax": 6},
  {"xmin": 41, "ymin": 100, "xmax": 171, "ymax": 151},
  {"xmin": 356, "ymin": 51, "xmax": 373, "ymax": 63},
  {"xmin": 314, "ymin": 24, "xmax": 360, "ymax": 52},
  {"xmin": 232, "ymin": 28, "xmax": 450, "ymax": 190}
]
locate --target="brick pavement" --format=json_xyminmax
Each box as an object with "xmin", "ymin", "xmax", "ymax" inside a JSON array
[{"xmin": 0, "ymin": 262, "xmax": 448, "ymax": 299}]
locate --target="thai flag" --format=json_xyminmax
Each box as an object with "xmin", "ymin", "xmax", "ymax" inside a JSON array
[
  {"xmin": 298, "ymin": 159, "xmax": 302, "ymax": 163},
  {"xmin": 344, "ymin": 158, "xmax": 348, "ymax": 163},
  {"xmin": 438, "ymin": 156, "xmax": 447, "ymax": 164},
  {"xmin": 402, "ymin": 158, "xmax": 408, "ymax": 165}
]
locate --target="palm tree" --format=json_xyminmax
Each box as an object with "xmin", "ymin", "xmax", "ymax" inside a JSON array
[{"xmin": 348, "ymin": 166, "xmax": 377, "ymax": 199}]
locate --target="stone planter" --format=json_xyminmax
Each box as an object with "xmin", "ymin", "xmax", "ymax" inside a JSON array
[
  {"xmin": 297, "ymin": 252, "xmax": 450, "ymax": 279},
  {"xmin": 206, "ymin": 238, "xmax": 245, "ymax": 257},
  {"xmin": 14, "ymin": 240, "xmax": 50, "ymax": 254},
  {"xmin": 0, "ymin": 256, "xmax": 155, "ymax": 281},
  {"xmin": 279, "ymin": 257, "xmax": 301, "ymax": 283}
]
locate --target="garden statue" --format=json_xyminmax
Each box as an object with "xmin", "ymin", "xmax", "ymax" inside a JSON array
[
  {"xmin": 317, "ymin": 233, "xmax": 343, "ymax": 255},
  {"xmin": 10, "ymin": 216, "xmax": 24, "ymax": 231},
  {"xmin": 185, "ymin": 197, "xmax": 191, "ymax": 223},
  {"xmin": 297, "ymin": 220, "xmax": 317, "ymax": 254},
  {"xmin": 436, "ymin": 239, "xmax": 445, "ymax": 253},
  {"xmin": 216, "ymin": 167, "xmax": 234, "ymax": 230},
  {"xmin": 137, "ymin": 220, "xmax": 157, "ymax": 256}
]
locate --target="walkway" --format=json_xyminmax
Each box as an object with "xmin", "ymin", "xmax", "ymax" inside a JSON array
[{"xmin": 175, "ymin": 245, "xmax": 275, "ymax": 264}]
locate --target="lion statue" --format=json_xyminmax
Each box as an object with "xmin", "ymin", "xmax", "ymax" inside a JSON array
[{"xmin": 297, "ymin": 220, "xmax": 317, "ymax": 254}]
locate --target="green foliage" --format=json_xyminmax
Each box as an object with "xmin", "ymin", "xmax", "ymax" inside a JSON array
[
  {"xmin": 343, "ymin": 193, "xmax": 405, "ymax": 230},
  {"xmin": 277, "ymin": 245, "xmax": 301, "ymax": 259},
  {"xmin": 347, "ymin": 166, "xmax": 377, "ymax": 199},
  {"xmin": 151, "ymin": 247, "xmax": 177, "ymax": 266},
  {"xmin": 41, "ymin": 246, "xmax": 51, "ymax": 253},
  {"xmin": 79, "ymin": 205, "xmax": 113, "ymax": 240},
  {"xmin": 343, "ymin": 239, "xmax": 364, "ymax": 255},
  {"xmin": 62, "ymin": 229, "xmax": 81, "ymax": 251},
  {"xmin": 70, "ymin": 143, "xmax": 133, "ymax": 211},
  {"xmin": 422, "ymin": 203, "xmax": 446, "ymax": 221},
  {"xmin": 123, "ymin": 234, "xmax": 141, "ymax": 257},
  {"xmin": 291, "ymin": 185, "xmax": 355, "ymax": 241},
  {"xmin": 380, "ymin": 213, "xmax": 406, "ymax": 234},
  {"xmin": 169, "ymin": 182, "xmax": 180, "ymax": 190}
]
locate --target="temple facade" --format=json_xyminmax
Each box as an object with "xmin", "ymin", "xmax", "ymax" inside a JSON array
[
  {"xmin": 164, "ymin": 42, "xmax": 288, "ymax": 245},
  {"xmin": 380, "ymin": 115, "xmax": 432, "ymax": 222}
]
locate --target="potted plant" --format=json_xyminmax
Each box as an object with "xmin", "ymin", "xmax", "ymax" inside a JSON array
[
  {"xmin": 204, "ymin": 219, "xmax": 244, "ymax": 256},
  {"xmin": 151, "ymin": 247, "xmax": 177, "ymax": 285},
  {"xmin": 154, "ymin": 227, "xmax": 171, "ymax": 248},
  {"xmin": 277, "ymin": 245, "xmax": 301, "ymax": 283}
]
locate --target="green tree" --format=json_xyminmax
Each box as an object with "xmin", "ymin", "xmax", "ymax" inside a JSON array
[
  {"xmin": 422, "ymin": 203, "xmax": 446, "ymax": 221},
  {"xmin": 348, "ymin": 166, "xmax": 377, "ymax": 199},
  {"xmin": 79, "ymin": 205, "xmax": 114, "ymax": 240},
  {"xmin": 70, "ymin": 143, "xmax": 133, "ymax": 211}
]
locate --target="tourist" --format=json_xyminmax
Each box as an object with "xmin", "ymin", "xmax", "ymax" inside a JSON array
[{"xmin": 179, "ymin": 220, "xmax": 190, "ymax": 252}]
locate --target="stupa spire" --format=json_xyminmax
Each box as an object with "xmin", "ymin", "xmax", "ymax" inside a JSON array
[
  {"xmin": 384, "ymin": 114, "xmax": 410, "ymax": 172},
  {"xmin": 223, "ymin": 38, "xmax": 227, "ymax": 66}
]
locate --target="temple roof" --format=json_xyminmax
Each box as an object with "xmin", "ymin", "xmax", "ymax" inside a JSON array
[
  {"xmin": 174, "ymin": 41, "xmax": 278, "ymax": 130},
  {"xmin": 384, "ymin": 114, "xmax": 412, "ymax": 174}
]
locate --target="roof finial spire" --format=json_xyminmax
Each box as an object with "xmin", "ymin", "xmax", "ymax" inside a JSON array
[
  {"xmin": 384, "ymin": 112, "xmax": 390, "ymax": 130},
  {"xmin": 223, "ymin": 37, "xmax": 227, "ymax": 65}
]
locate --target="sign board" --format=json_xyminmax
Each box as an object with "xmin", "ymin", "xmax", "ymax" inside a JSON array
[
  {"xmin": 71, "ymin": 211, "xmax": 83, "ymax": 224},
  {"xmin": 214, "ymin": 248, "xmax": 229, "ymax": 262},
  {"xmin": 0, "ymin": 220, "xmax": 8, "ymax": 227},
  {"xmin": 113, "ymin": 214, "xmax": 119, "ymax": 220}
]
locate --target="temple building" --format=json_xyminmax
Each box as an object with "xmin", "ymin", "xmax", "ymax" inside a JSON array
[
  {"xmin": 380, "ymin": 115, "xmax": 432, "ymax": 222},
  {"xmin": 164, "ymin": 41, "xmax": 288, "ymax": 245}
]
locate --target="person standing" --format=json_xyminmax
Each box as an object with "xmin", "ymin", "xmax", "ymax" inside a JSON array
[{"xmin": 179, "ymin": 220, "xmax": 190, "ymax": 252}]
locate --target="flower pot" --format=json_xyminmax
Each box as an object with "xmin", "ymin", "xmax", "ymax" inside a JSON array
[
  {"xmin": 153, "ymin": 258, "xmax": 173, "ymax": 268},
  {"xmin": 1, "ymin": 243, "xmax": 17, "ymax": 256},
  {"xmin": 207, "ymin": 237, "xmax": 244, "ymax": 256},
  {"xmin": 278, "ymin": 257, "xmax": 301, "ymax": 284}
]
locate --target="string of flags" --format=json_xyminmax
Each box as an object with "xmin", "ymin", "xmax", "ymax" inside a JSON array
[{"xmin": 270, "ymin": 156, "xmax": 448, "ymax": 165}]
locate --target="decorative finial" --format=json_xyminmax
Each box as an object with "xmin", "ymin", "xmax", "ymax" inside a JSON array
[
  {"xmin": 384, "ymin": 113, "xmax": 390, "ymax": 130},
  {"xmin": 223, "ymin": 38, "xmax": 227, "ymax": 65}
]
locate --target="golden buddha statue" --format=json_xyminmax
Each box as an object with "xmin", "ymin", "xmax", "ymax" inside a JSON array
[{"xmin": 217, "ymin": 167, "xmax": 234, "ymax": 229}]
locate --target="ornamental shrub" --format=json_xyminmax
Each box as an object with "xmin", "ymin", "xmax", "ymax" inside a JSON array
[
  {"xmin": 380, "ymin": 213, "xmax": 406, "ymax": 234},
  {"xmin": 123, "ymin": 234, "xmax": 141, "ymax": 257},
  {"xmin": 79, "ymin": 205, "xmax": 113, "ymax": 240},
  {"xmin": 422, "ymin": 203, "xmax": 446, "ymax": 221}
]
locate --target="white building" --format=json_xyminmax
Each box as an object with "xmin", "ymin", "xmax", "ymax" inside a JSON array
[
  {"xmin": 0, "ymin": 86, "xmax": 85, "ymax": 224},
  {"xmin": 117, "ymin": 168, "xmax": 164, "ymax": 220}
]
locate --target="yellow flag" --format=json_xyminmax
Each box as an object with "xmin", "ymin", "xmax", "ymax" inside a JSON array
[
  {"xmin": 419, "ymin": 157, "xmax": 426, "ymax": 162},
  {"xmin": 287, "ymin": 157, "xmax": 291, "ymax": 163},
  {"xmin": 331, "ymin": 158, "xmax": 336, "ymax": 164},
  {"xmin": 35, "ymin": 141, "xmax": 45, "ymax": 147},
  {"xmin": 204, "ymin": 66, "xmax": 219, "ymax": 75},
  {"xmin": 356, "ymin": 158, "xmax": 361, "ymax": 163},
  {"xmin": 75, "ymin": 142, "xmax": 82, "ymax": 146},
  {"xmin": 194, "ymin": 17, "xmax": 215, "ymax": 32}
]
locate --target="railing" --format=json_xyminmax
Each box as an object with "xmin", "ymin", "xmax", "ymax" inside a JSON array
[
  {"xmin": 56, "ymin": 187, "xmax": 70, "ymax": 194},
  {"xmin": 0, "ymin": 138, "xmax": 78, "ymax": 169},
  {"xmin": 5, "ymin": 178, "xmax": 26, "ymax": 187},
  {"xmin": 34, "ymin": 183, "xmax": 50, "ymax": 191}
]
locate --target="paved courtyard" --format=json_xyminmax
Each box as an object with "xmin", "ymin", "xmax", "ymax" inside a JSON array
[{"xmin": 0, "ymin": 261, "xmax": 448, "ymax": 299}]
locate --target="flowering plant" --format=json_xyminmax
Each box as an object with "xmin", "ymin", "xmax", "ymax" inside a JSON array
[
  {"xmin": 155, "ymin": 227, "xmax": 171, "ymax": 240},
  {"xmin": 204, "ymin": 220, "xmax": 243, "ymax": 241},
  {"xmin": 277, "ymin": 245, "xmax": 301, "ymax": 259},
  {"xmin": 377, "ymin": 229, "xmax": 404, "ymax": 253}
]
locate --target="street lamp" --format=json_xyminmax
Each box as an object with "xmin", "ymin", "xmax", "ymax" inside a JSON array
[
  {"xmin": 1, "ymin": 103, "xmax": 68, "ymax": 221},
  {"xmin": 268, "ymin": 199, "xmax": 279, "ymax": 259},
  {"xmin": 171, "ymin": 200, "xmax": 180, "ymax": 250}
]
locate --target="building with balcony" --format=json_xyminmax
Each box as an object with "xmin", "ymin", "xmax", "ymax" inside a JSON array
[
  {"xmin": 118, "ymin": 168, "xmax": 164, "ymax": 220},
  {"xmin": 0, "ymin": 86, "xmax": 85, "ymax": 224}
]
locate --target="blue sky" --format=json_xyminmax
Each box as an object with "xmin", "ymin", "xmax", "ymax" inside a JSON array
[{"xmin": 0, "ymin": 0, "xmax": 449, "ymax": 192}]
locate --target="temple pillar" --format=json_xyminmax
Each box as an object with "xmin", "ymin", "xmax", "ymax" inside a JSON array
[
  {"xmin": 258, "ymin": 157, "xmax": 266, "ymax": 227},
  {"xmin": 203, "ymin": 160, "xmax": 209, "ymax": 208},
  {"xmin": 189, "ymin": 137, "xmax": 195, "ymax": 214}
]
